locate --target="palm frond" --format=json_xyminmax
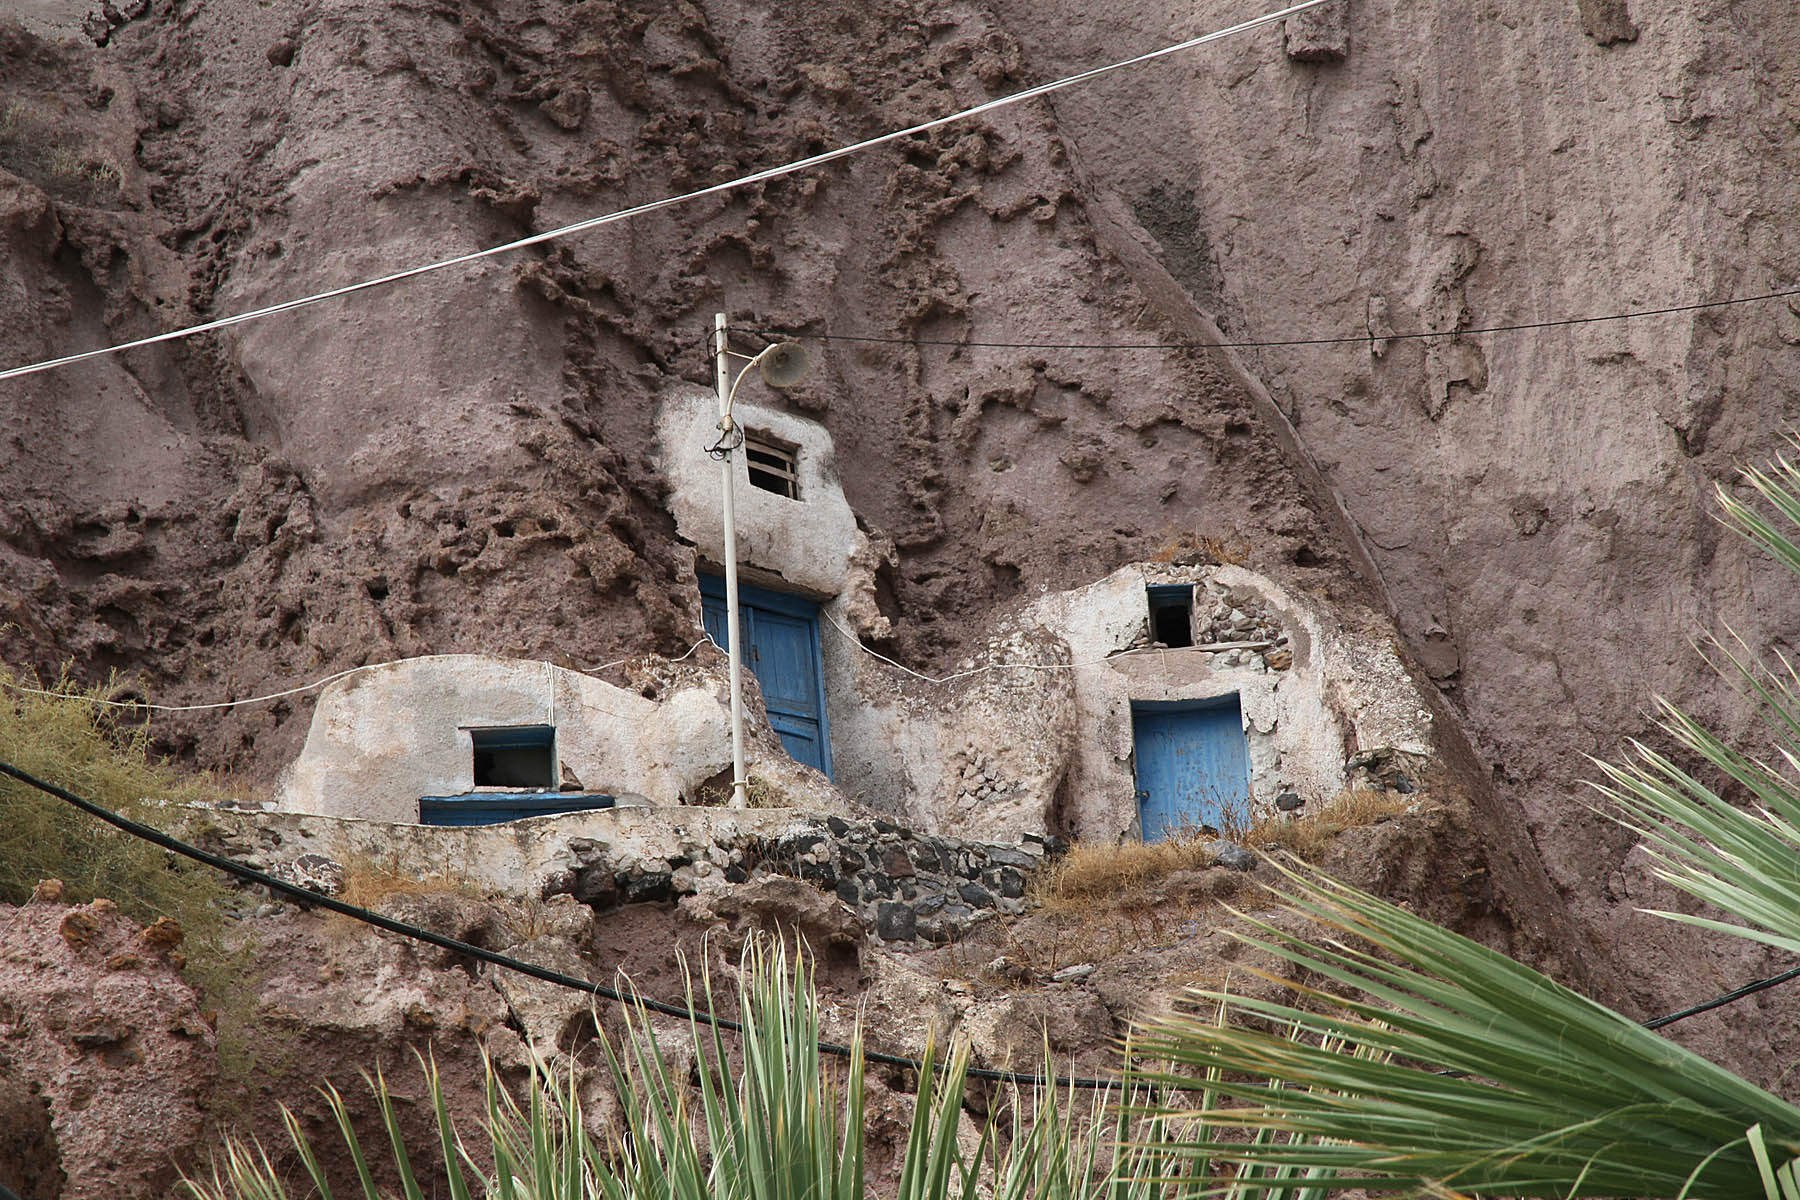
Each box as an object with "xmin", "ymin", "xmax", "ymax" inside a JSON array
[{"xmin": 1130, "ymin": 861, "xmax": 1800, "ymax": 1197}]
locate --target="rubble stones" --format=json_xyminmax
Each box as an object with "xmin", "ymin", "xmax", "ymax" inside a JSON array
[
  {"xmin": 1206, "ymin": 840, "xmax": 1256, "ymax": 872},
  {"xmin": 875, "ymin": 903, "xmax": 917, "ymax": 942},
  {"xmin": 270, "ymin": 852, "xmax": 345, "ymax": 897},
  {"xmin": 554, "ymin": 816, "xmax": 1050, "ymax": 945}
]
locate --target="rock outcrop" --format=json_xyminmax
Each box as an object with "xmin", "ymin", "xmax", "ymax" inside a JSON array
[{"xmin": 0, "ymin": 894, "xmax": 217, "ymax": 1199}]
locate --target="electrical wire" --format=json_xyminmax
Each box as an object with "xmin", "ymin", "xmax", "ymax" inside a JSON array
[
  {"xmin": 1641, "ymin": 963, "xmax": 1800, "ymax": 1030},
  {"xmin": 0, "ymin": 0, "xmax": 1329, "ymax": 386},
  {"xmin": 0, "ymin": 759, "xmax": 1121, "ymax": 1090},
  {"xmin": 0, "ymin": 639, "xmax": 712, "ymax": 715},
  {"xmin": 731, "ymin": 284, "xmax": 1800, "ymax": 354},
  {"xmin": 3, "ymin": 756, "xmax": 1791, "ymax": 1094}
]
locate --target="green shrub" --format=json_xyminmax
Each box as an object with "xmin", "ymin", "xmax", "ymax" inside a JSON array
[{"xmin": 0, "ymin": 661, "xmax": 238, "ymax": 956}]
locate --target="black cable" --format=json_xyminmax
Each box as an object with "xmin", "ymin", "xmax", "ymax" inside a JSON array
[
  {"xmin": 731, "ymin": 284, "xmax": 1800, "ymax": 353},
  {"xmin": 4, "ymin": 758, "xmax": 1793, "ymax": 1094},
  {"xmin": 1641, "ymin": 962, "xmax": 1800, "ymax": 1030},
  {"xmin": 0, "ymin": 760, "xmax": 1117, "ymax": 1090}
]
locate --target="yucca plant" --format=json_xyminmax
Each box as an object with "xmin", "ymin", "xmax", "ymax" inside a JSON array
[
  {"xmin": 1131, "ymin": 442, "xmax": 1800, "ymax": 1197},
  {"xmin": 186, "ymin": 941, "xmax": 893, "ymax": 1200},
  {"xmin": 1131, "ymin": 860, "xmax": 1800, "ymax": 1197},
  {"xmin": 188, "ymin": 936, "xmax": 1354, "ymax": 1200}
]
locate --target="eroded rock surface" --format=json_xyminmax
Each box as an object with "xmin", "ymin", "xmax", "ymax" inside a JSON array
[
  {"xmin": 0, "ymin": 896, "xmax": 216, "ymax": 1199},
  {"xmin": 5, "ymin": 0, "xmax": 1800, "ymax": 1133}
]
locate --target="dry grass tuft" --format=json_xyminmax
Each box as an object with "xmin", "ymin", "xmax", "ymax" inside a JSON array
[
  {"xmin": 336, "ymin": 850, "xmax": 492, "ymax": 910},
  {"xmin": 1032, "ymin": 788, "xmax": 1418, "ymax": 911},
  {"xmin": 1030, "ymin": 828, "xmax": 1221, "ymax": 912},
  {"xmin": 1149, "ymin": 529, "xmax": 1252, "ymax": 566},
  {"xmin": 0, "ymin": 100, "xmax": 122, "ymax": 204},
  {"xmin": 1237, "ymin": 787, "xmax": 1416, "ymax": 858}
]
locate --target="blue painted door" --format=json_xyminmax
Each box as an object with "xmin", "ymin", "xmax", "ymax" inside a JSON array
[
  {"xmin": 1131, "ymin": 698, "xmax": 1251, "ymax": 842},
  {"xmin": 698, "ymin": 575, "xmax": 833, "ymax": 777}
]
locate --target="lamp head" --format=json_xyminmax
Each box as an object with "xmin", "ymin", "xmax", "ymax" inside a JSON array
[{"xmin": 757, "ymin": 342, "xmax": 810, "ymax": 389}]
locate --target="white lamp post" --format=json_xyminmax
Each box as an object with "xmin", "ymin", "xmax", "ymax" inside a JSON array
[{"xmin": 710, "ymin": 313, "xmax": 809, "ymax": 806}]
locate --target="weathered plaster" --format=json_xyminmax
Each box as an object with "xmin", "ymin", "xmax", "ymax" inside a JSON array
[
  {"xmin": 1024, "ymin": 563, "xmax": 1437, "ymax": 841},
  {"xmin": 276, "ymin": 654, "xmax": 738, "ymax": 820},
  {"xmin": 654, "ymin": 392, "xmax": 860, "ymax": 598},
  {"xmin": 181, "ymin": 803, "xmax": 841, "ymax": 897},
  {"xmin": 816, "ymin": 561, "xmax": 1438, "ymax": 843}
]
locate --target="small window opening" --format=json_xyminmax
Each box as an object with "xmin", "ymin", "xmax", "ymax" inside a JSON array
[
  {"xmin": 744, "ymin": 431, "xmax": 800, "ymax": 499},
  {"xmin": 1146, "ymin": 584, "xmax": 1195, "ymax": 648},
  {"xmin": 470, "ymin": 725, "xmax": 556, "ymax": 789}
]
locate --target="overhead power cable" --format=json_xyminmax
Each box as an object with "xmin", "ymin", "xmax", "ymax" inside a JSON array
[
  {"xmin": 731, "ymin": 284, "xmax": 1800, "ymax": 353},
  {"xmin": 2, "ymin": 758, "xmax": 1795, "ymax": 1099},
  {"xmin": 0, "ymin": 0, "xmax": 1329, "ymax": 386}
]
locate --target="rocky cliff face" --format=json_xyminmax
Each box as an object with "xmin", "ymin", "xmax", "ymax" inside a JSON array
[
  {"xmin": 2, "ymin": 0, "xmax": 1797, "ymax": 1093},
  {"xmin": 990, "ymin": 0, "xmax": 1800, "ymax": 1066}
]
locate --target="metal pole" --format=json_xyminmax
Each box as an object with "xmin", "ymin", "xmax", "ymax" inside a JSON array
[{"xmin": 714, "ymin": 312, "xmax": 749, "ymax": 807}]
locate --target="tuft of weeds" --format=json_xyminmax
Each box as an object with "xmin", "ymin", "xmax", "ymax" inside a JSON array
[
  {"xmin": 1029, "ymin": 830, "xmax": 1220, "ymax": 912},
  {"xmin": 335, "ymin": 848, "xmax": 493, "ymax": 910},
  {"xmin": 1236, "ymin": 787, "xmax": 1416, "ymax": 858},
  {"xmin": 0, "ymin": 98, "xmax": 123, "ymax": 204}
]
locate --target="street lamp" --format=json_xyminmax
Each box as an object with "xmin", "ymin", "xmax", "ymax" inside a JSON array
[{"xmin": 710, "ymin": 313, "xmax": 810, "ymax": 806}]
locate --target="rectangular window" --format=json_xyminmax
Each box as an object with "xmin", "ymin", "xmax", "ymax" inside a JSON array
[
  {"xmin": 744, "ymin": 430, "xmax": 800, "ymax": 499},
  {"xmin": 470, "ymin": 725, "xmax": 556, "ymax": 790},
  {"xmin": 1146, "ymin": 583, "xmax": 1195, "ymax": 648}
]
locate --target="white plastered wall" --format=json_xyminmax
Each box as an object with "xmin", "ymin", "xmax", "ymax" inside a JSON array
[
  {"xmin": 654, "ymin": 391, "xmax": 860, "ymax": 597},
  {"xmin": 1021, "ymin": 563, "xmax": 1437, "ymax": 842},
  {"xmin": 276, "ymin": 655, "xmax": 735, "ymax": 821}
]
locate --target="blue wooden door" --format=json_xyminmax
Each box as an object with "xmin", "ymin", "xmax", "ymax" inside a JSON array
[
  {"xmin": 1131, "ymin": 698, "xmax": 1251, "ymax": 841},
  {"xmin": 698, "ymin": 575, "xmax": 833, "ymax": 777}
]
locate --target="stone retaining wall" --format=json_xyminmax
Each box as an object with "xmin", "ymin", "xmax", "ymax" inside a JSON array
[
  {"xmin": 561, "ymin": 816, "xmax": 1061, "ymax": 944},
  {"xmin": 176, "ymin": 804, "xmax": 1059, "ymax": 946}
]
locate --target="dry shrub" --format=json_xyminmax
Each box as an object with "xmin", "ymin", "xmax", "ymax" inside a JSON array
[
  {"xmin": 1240, "ymin": 787, "xmax": 1415, "ymax": 858},
  {"xmin": 0, "ymin": 662, "xmax": 236, "ymax": 922},
  {"xmin": 1030, "ymin": 829, "xmax": 1220, "ymax": 911},
  {"xmin": 0, "ymin": 663, "xmax": 294, "ymax": 1095},
  {"xmin": 1149, "ymin": 529, "xmax": 1252, "ymax": 566}
]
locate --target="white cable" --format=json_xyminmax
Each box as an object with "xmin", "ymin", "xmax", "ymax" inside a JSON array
[
  {"xmin": 819, "ymin": 608, "xmax": 1269, "ymax": 684},
  {"xmin": 0, "ymin": 0, "xmax": 1327, "ymax": 384},
  {"xmin": 1, "ymin": 637, "xmax": 713, "ymax": 714}
]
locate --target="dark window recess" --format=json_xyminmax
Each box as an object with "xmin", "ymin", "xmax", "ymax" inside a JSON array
[
  {"xmin": 471, "ymin": 725, "xmax": 556, "ymax": 789},
  {"xmin": 744, "ymin": 432, "xmax": 800, "ymax": 499},
  {"xmin": 1146, "ymin": 584, "xmax": 1195, "ymax": 648}
]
